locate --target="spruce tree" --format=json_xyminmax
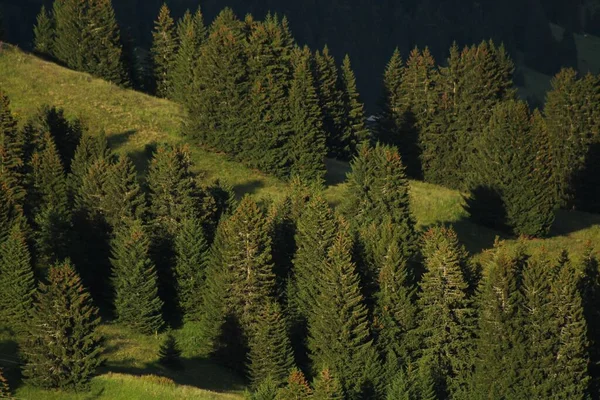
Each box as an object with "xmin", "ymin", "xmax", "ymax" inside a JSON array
[
  {"xmin": 158, "ymin": 332, "xmax": 182, "ymax": 369},
  {"xmin": 314, "ymin": 46, "xmax": 345, "ymax": 159},
  {"xmin": 276, "ymin": 369, "xmax": 313, "ymax": 400},
  {"xmin": 580, "ymin": 248, "xmax": 600, "ymax": 395},
  {"xmin": 376, "ymin": 48, "xmax": 405, "ymax": 149},
  {"xmin": 110, "ymin": 220, "xmax": 164, "ymax": 334},
  {"xmin": 246, "ymin": 301, "xmax": 295, "ymax": 387},
  {"xmin": 416, "ymin": 226, "xmax": 475, "ymax": 398},
  {"xmin": 287, "ymin": 47, "xmax": 327, "ymax": 184},
  {"xmin": 34, "ymin": 5, "xmax": 55, "ymax": 56},
  {"xmin": 22, "ymin": 261, "xmax": 103, "ymax": 390},
  {"xmin": 68, "ymin": 130, "xmax": 110, "ymax": 199},
  {"xmin": 0, "ymin": 223, "xmax": 35, "ymax": 333},
  {"xmin": 312, "ymin": 369, "xmax": 343, "ymax": 400},
  {"xmin": 0, "ymin": 184, "xmax": 17, "ymax": 245},
  {"xmin": 340, "ymin": 55, "xmax": 370, "ymax": 158},
  {"xmin": 467, "ymin": 100, "xmax": 556, "ymax": 237},
  {"xmin": 247, "ymin": 377, "xmax": 278, "ymax": 400},
  {"xmin": 307, "ymin": 221, "xmax": 382, "ymax": 399},
  {"xmin": 174, "ymin": 216, "xmax": 209, "ymax": 321},
  {"xmin": 0, "ymin": 91, "xmax": 25, "ymax": 207},
  {"xmin": 52, "ymin": 0, "xmax": 87, "ymax": 70},
  {"xmin": 151, "ymin": 3, "xmax": 177, "ymax": 98}
]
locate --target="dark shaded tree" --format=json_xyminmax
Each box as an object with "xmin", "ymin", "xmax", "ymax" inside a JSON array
[
  {"xmin": 151, "ymin": 3, "xmax": 177, "ymax": 98},
  {"xmin": 340, "ymin": 55, "xmax": 370, "ymax": 158},
  {"xmin": 0, "ymin": 91, "xmax": 25, "ymax": 207},
  {"xmin": 33, "ymin": 5, "xmax": 54, "ymax": 55}
]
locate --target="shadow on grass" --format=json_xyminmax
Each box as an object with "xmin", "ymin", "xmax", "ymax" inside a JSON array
[
  {"xmin": 422, "ymin": 217, "xmax": 506, "ymax": 256},
  {"xmin": 550, "ymin": 209, "xmax": 600, "ymax": 237},
  {"xmin": 127, "ymin": 142, "xmax": 157, "ymax": 180},
  {"xmin": 107, "ymin": 130, "xmax": 137, "ymax": 150},
  {"xmin": 0, "ymin": 327, "xmax": 23, "ymax": 393},
  {"xmin": 325, "ymin": 158, "xmax": 350, "ymax": 186},
  {"xmin": 233, "ymin": 179, "xmax": 265, "ymax": 198}
]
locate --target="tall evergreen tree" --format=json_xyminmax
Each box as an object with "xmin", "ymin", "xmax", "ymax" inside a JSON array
[
  {"xmin": 151, "ymin": 3, "xmax": 177, "ymax": 98},
  {"xmin": 340, "ymin": 55, "xmax": 370, "ymax": 158},
  {"xmin": 110, "ymin": 220, "xmax": 164, "ymax": 334},
  {"xmin": 68, "ymin": 130, "xmax": 110, "ymax": 199},
  {"xmin": 376, "ymin": 48, "xmax": 405, "ymax": 149},
  {"xmin": 52, "ymin": 0, "xmax": 87, "ymax": 70},
  {"xmin": 22, "ymin": 261, "xmax": 103, "ymax": 390},
  {"xmin": 276, "ymin": 369, "xmax": 313, "ymax": 400},
  {"xmin": 287, "ymin": 47, "xmax": 327, "ymax": 184},
  {"xmin": 312, "ymin": 369, "xmax": 343, "ymax": 400},
  {"xmin": 33, "ymin": 5, "xmax": 55, "ymax": 56},
  {"xmin": 0, "ymin": 223, "xmax": 35, "ymax": 333},
  {"xmin": 580, "ymin": 248, "xmax": 600, "ymax": 395},
  {"xmin": 246, "ymin": 300, "xmax": 295, "ymax": 387},
  {"xmin": 0, "ymin": 91, "xmax": 25, "ymax": 207},
  {"xmin": 308, "ymin": 221, "xmax": 382, "ymax": 399}
]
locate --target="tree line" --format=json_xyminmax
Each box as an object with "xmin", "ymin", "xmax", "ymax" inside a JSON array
[{"xmin": 0, "ymin": 91, "xmax": 599, "ymax": 399}]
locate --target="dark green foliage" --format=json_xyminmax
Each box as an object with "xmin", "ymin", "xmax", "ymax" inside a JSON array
[
  {"xmin": 0, "ymin": 223, "xmax": 35, "ymax": 333},
  {"xmin": 0, "ymin": 91, "xmax": 25, "ymax": 207},
  {"xmin": 246, "ymin": 376, "xmax": 278, "ymax": 400},
  {"xmin": 151, "ymin": 3, "xmax": 177, "ymax": 98},
  {"xmin": 308, "ymin": 222, "xmax": 382, "ymax": 399},
  {"xmin": 0, "ymin": 368, "xmax": 9, "ymax": 398},
  {"xmin": 580, "ymin": 248, "xmax": 600, "ymax": 395},
  {"xmin": 314, "ymin": 46, "xmax": 345, "ymax": 159},
  {"xmin": 287, "ymin": 47, "xmax": 327, "ymax": 184},
  {"xmin": 174, "ymin": 216, "xmax": 209, "ymax": 321},
  {"xmin": 0, "ymin": 184, "xmax": 17, "ymax": 245},
  {"xmin": 376, "ymin": 48, "xmax": 405, "ymax": 149},
  {"xmin": 33, "ymin": 5, "xmax": 54, "ymax": 55},
  {"xmin": 417, "ymin": 227, "xmax": 474, "ymax": 397},
  {"xmin": 51, "ymin": 0, "xmax": 86, "ymax": 70},
  {"xmin": 467, "ymin": 100, "xmax": 556, "ymax": 237},
  {"xmin": 110, "ymin": 220, "xmax": 164, "ymax": 334},
  {"xmin": 312, "ymin": 369, "xmax": 343, "ymax": 400},
  {"xmin": 22, "ymin": 261, "xmax": 103, "ymax": 390},
  {"xmin": 386, "ymin": 362, "xmax": 437, "ymax": 400},
  {"xmin": 339, "ymin": 55, "xmax": 370, "ymax": 158},
  {"xmin": 246, "ymin": 301, "xmax": 295, "ymax": 387},
  {"xmin": 171, "ymin": 8, "xmax": 205, "ymax": 104},
  {"xmin": 276, "ymin": 369, "xmax": 312, "ymax": 399},
  {"xmin": 158, "ymin": 332, "xmax": 182, "ymax": 369},
  {"xmin": 68, "ymin": 130, "xmax": 110, "ymax": 198}
]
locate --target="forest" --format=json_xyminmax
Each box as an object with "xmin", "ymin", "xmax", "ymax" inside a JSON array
[{"xmin": 0, "ymin": 0, "xmax": 599, "ymax": 399}]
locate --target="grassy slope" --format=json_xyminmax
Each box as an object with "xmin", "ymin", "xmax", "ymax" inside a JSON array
[{"xmin": 0, "ymin": 44, "xmax": 600, "ymax": 396}]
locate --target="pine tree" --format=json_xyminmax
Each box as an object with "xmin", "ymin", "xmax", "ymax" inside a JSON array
[
  {"xmin": 287, "ymin": 47, "xmax": 327, "ymax": 184},
  {"xmin": 151, "ymin": 3, "xmax": 177, "ymax": 98},
  {"xmin": 246, "ymin": 301, "xmax": 295, "ymax": 387},
  {"xmin": 171, "ymin": 7, "xmax": 206, "ymax": 104},
  {"xmin": 22, "ymin": 261, "xmax": 103, "ymax": 390},
  {"xmin": 68, "ymin": 130, "xmax": 110, "ymax": 199},
  {"xmin": 174, "ymin": 216, "xmax": 209, "ymax": 321},
  {"xmin": 276, "ymin": 369, "xmax": 312, "ymax": 400},
  {"xmin": 0, "ymin": 184, "xmax": 17, "ymax": 245},
  {"xmin": 308, "ymin": 221, "xmax": 382, "ymax": 399},
  {"xmin": 0, "ymin": 368, "xmax": 10, "ymax": 398},
  {"xmin": 110, "ymin": 220, "xmax": 164, "ymax": 334},
  {"xmin": 52, "ymin": 0, "xmax": 87, "ymax": 70},
  {"xmin": 416, "ymin": 226, "xmax": 474, "ymax": 398},
  {"xmin": 580, "ymin": 247, "xmax": 600, "ymax": 395},
  {"xmin": 314, "ymin": 46, "xmax": 345, "ymax": 159},
  {"xmin": 0, "ymin": 223, "xmax": 35, "ymax": 333},
  {"xmin": 467, "ymin": 100, "xmax": 556, "ymax": 237},
  {"xmin": 312, "ymin": 369, "xmax": 343, "ymax": 400},
  {"xmin": 0, "ymin": 91, "xmax": 25, "ymax": 207},
  {"xmin": 158, "ymin": 332, "xmax": 182, "ymax": 369},
  {"xmin": 340, "ymin": 55, "xmax": 370, "ymax": 158},
  {"xmin": 548, "ymin": 253, "xmax": 590, "ymax": 399},
  {"xmin": 34, "ymin": 5, "xmax": 55, "ymax": 56},
  {"xmin": 376, "ymin": 48, "xmax": 405, "ymax": 148}
]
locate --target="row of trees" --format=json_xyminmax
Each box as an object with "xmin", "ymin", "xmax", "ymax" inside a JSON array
[
  {"xmin": 376, "ymin": 42, "xmax": 600, "ymax": 235},
  {"xmin": 0, "ymin": 88, "xmax": 599, "ymax": 398}
]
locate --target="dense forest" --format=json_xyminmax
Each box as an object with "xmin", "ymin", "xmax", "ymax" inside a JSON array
[{"xmin": 1, "ymin": 0, "xmax": 600, "ymax": 399}]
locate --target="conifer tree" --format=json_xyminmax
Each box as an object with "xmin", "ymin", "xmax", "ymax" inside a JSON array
[
  {"xmin": 314, "ymin": 46, "xmax": 345, "ymax": 158},
  {"xmin": 340, "ymin": 55, "xmax": 370, "ymax": 158},
  {"xmin": 386, "ymin": 362, "xmax": 437, "ymax": 400},
  {"xmin": 151, "ymin": 3, "xmax": 177, "ymax": 98},
  {"xmin": 376, "ymin": 48, "xmax": 405, "ymax": 149},
  {"xmin": 0, "ymin": 184, "xmax": 17, "ymax": 245},
  {"xmin": 417, "ymin": 226, "xmax": 475, "ymax": 397},
  {"xmin": 110, "ymin": 220, "xmax": 164, "ymax": 334},
  {"xmin": 34, "ymin": 5, "xmax": 55, "ymax": 56},
  {"xmin": 276, "ymin": 369, "xmax": 313, "ymax": 400},
  {"xmin": 171, "ymin": 7, "xmax": 206, "ymax": 104},
  {"xmin": 0, "ymin": 369, "xmax": 9, "ymax": 399},
  {"xmin": 0, "ymin": 91, "xmax": 25, "ymax": 207},
  {"xmin": 467, "ymin": 100, "xmax": 556, "ymax": 237},
  {"xmin": 174, "ymin": 216, "xmax": 209, "ymax": 321},
  {"xmin": 68, "ymin": 130, "xmax": 110, "ymax": 198},
  {"xmin": 312, "ymin": 369, "xmax": 343, "ymax": 400},
  {"xmin": 158, "ymin": 332, "xmax": 182, "ymax": 369},
  {"xmin": 22, "ymin": 261, "xmax": 103, "ymax": 390},
  {"xmin": 287, "ymin": 47, "xmax": 327, "ymax": 184},
  {"xmin": 247, "ymin": 377, "xmax": 278, "ymax": 400},
  {"xmin": 308, "ymin": 222, "xmax": 382, "ymax": 399},
  {"xmin": 52, "ymin": 0, "xmax": 87, "ymax": 70},
  {"xmin": 247, "ymin": 301, "xmax": 295, "ymax": 387},
  {"xmin": 580, "ymin": 248, "xmax": 600, "ymax": 395},
  {"xmin": 0, "ymin": 223, "xmax": 35, "ymax": 333}
]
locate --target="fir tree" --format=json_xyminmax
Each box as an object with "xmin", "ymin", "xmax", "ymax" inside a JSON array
[
  {"xmin": 580, "ymin": 247, "xmax": 600, "ymax": 395},
  {"xmin": 340, "ymin": 55, "xmax": 370, "ymax": 157},
  {"xmin": 158, "ymin": 332, "xmax": 182, "ymax": 369},
  {"xmin": 151, "ymin": 3, "xmax": 177, "ymax": 98},
  {"xmin": 110, "ymin": 220, "xmax": 164, "ymax": 334},
  {"xmin": 247, "ymin": 376, "xmax": 278, "ymax": 400},
  {"xmin": 246, "ymin": 301, "xmax": 295, "ymax": 387},
  {"xmin": 314, "ymin": 46, "xmax": 345, "ymax": 159},
  {"xmin": 417, "ymin": 226, "xmax": 475, "ymax": 398},
  {"xmin": 174, "ymin": 216, "xmax": 209, "ymax": 321},
  {"xmin": 52, "ymin": 0, "xmax": 87, "ymax": 70},
  {"xmin": 0, "ymin": 184, "xmax": 17, "ymax": 245},
  {"xmin": 376, "ymin": 48, "xmax": 405, "ymax": 149},
  {"xmin": 68, "ymin": 130, "xmax": 110, "ymax": 199},
  {"xmin": 308, "ymin": 221, "xmax": 382, "ymax": 399},
  {"xmin": 22, "ymin": 261, "xmax": 103, "ymax": 390},
  {"xmin": 287, "ymin": 47, "xmax": 327, "ymax": 184},
  {"xmin": 0, "ymin": 91, "xmax": 25, "ymax": 207},
  {"xmin": 312, "ymin": 369, "xmax": 343, "ymax": 400},
  {"xmin": 34, "ymin": 5, "xmax": 55, "ymax": 56},
  {"xmin": 276, "ymin": 369, "xmax": 312, "ymax": 400},
  {"xmin": 0, "ymin": 223, "xmax": 35, "ymax": 333}
]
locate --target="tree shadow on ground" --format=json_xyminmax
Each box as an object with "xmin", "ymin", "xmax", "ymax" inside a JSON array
[
  {"xmin": 325, "ymin": 158, "xmax": 351, "ymax": 186},
  {"xmin": 107, "ymin": 130, "xmax": 137, "ymax": 150},
  {"xmin": 233, "ymin": 179, "xmax": 265, "ymax": 198},
  {"xmin": 549, "ymin": 209, "xmax": 600, "ymax": 236},
  {"xmin": 0, "ymin": 327, "xmax": 23, "ymax": 393},
  {"xmin": 126, "ymin": 142, "xmax": 157, "ymax": 181}
]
